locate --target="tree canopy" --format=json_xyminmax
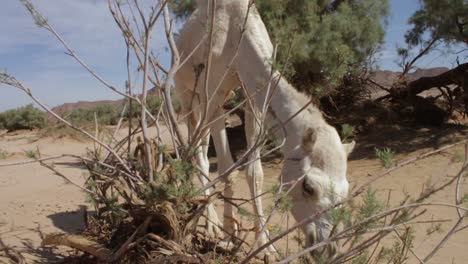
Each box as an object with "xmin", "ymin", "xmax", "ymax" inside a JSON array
[
  {"xmin": 405, "ymin": 0, "xmax": 468, "ymax": 47},
  {"xmin": 392, "ymin": 0, "xmax": 468, "ymax": 115},
  {"xmin": 170, "ymin": 0, "xmax": 389, "ymax": 95}
]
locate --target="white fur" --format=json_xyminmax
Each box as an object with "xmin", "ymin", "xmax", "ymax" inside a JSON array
[{"xmin": 174, "ymin": 0, "xmax": 354, "ymax": 257}]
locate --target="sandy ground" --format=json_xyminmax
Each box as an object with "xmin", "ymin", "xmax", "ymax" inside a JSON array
[{"xmin": 0, "ymin": 124, "xmax": 467, "ymax": 263}]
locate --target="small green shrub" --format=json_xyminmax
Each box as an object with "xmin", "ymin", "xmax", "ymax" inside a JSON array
[
  {"xmin": 171, "ymin": 97, "xmax": 181, "ymax": 113},
  {"xmin": 65, "ymin": 104, "xmax": 118, "ymax": 126},
  {"xmin": 39, "ymin": 123, "xmax": 87, "ymax": 141},
  {"xmin": 125, "ymin": 95, "xmax": 163, "ymax": 118},
  {"xmin": 358, "ymin": 188, "xmax": 383, "ymax": 222},
  {"xmin": 375, "ymin": 147, "xmax": 395, "ymax": 168},
  {"xmin": 148, "ymin": 95, "xmax": 163, "ymax": 114},
  {"xmin": 0, "ymin": 148, "xmax": 9, "ymax": 159},
  {"xmin": 452, "ymin": 151, "xmax": 465, "ymax": 163},
  {"xmin": 0, "ymin": 104, "xmax": 46, "ymax": 131},
  {"xmin": 340, "ymin": 124, "xmax": 355, "ymax": 142},
  {"xmin": 24, "ymin": 149, "xmax": 38, "ymax": 159}
]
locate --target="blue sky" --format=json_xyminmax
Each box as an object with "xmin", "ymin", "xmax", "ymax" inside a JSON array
[{"xmin": 0, "ymin": 0, "xmax": 465, "ymax": 111}]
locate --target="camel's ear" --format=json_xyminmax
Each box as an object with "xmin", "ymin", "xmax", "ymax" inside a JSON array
[
  {"xmin": 343, "ymin": 141, "xmax": 356, "ymax": 157},
  {"xmin": 302, "ymin": 128, "xmax": 317, "ymax": 153}
]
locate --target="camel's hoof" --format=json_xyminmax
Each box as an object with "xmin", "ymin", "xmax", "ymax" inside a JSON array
[
  {"xmin": 253, "ymin": 241, "xmax": 278, "ymax": 261},
  {"xmin": 216, "ymin": 238, "xmax": 236, "ymax": 250},
  {"xmin": 206, "ymin": 222, "xmax": 223, "ymax": 239}
]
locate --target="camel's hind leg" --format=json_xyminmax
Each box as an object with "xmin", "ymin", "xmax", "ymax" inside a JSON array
[
  {"xmin": 244, "ymin": 106, "xmax": 277, "ymax": 255},
  {"xmin": 211, "ymin": 115, "xmax": 239, "ymax": 240}
]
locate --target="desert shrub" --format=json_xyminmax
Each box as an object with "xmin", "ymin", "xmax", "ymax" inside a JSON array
[
  {"xmin": 125, "ymin": 95, "xmax": 163, "ymax": 119},
  {"xmin": 65, "ymin": 104, "xmax": 119, "ymax": 126},
  {"xmin": 171, "ymin": 96, "xmax": 181, "ymax": 113},
  {"xmin": 39, "ymin": 123, "xmax": 85, "ymax": 141},
  {"xmin": 124, "ymin": 95, "xmax": 181, "ymax": 119},
  {"xmin": 340, "ymin": 123, "xmax": 355, "ymax": 142},
  {"xmin": 0, "ymin": 104, "xmax": 46, "ymax": 131},
  {"xmin": 0, "ymin": 148, "xmax": 8, "ymax": 159},
  {"xmin": 40, "ymin": 122, "xmax": 113, "ymax": 142},
  {"xmin": 24, "ymin": 149, "xmax": 38, "ymax": 159},
  {"xmin": 375, "ymin": 147, "xmax": 395, "ymax": 168},
  {"xmin": 148, "ymin": 95, "xmax": 164, "ymax": 114}
]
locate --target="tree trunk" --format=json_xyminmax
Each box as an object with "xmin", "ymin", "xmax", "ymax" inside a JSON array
[{"xmin": 392, "ymin": 63, "xmax": 468, "ymax": 99}]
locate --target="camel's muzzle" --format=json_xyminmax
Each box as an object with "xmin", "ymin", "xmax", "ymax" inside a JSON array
[{"xmin": 306, "ymin": 220, "xmax": 340, "ymax": 260}]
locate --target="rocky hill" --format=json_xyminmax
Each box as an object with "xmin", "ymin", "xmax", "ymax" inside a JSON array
[
  {"xmin": 367, "ymin": 67, "xmax": 449, "ymax": 99},
  {"xmin": 49, "ymin": 87, "xmax": 160, "ymax": 117},
  {"xmin": 50, "ymin": 99, "xmax": 124, "ymax": 117},
  {"xmin": 370, "ymin": 67, "xmax": 449, "ymax": 87}
]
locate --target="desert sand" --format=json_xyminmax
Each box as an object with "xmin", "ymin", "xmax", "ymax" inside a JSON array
[{"xmin": 0, "ymin": 124, "xmax": 467, "ymax": 263}]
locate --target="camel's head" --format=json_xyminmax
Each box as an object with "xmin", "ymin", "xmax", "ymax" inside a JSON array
[{"xmin": 282, "ymin": 126, "xmax": 355, "ymax": 259}]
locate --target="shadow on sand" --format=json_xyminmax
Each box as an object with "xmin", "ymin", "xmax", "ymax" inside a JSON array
[
  {"xmin": 209, "ymin": 120, "xmax": 468, "ymax": 165},
  {"xmin": 350, "ymin": 124, "xmax": 468, "ymax": 161},
  {"xmin": 46, "ymin": 206, "xmax": 87, "ymax": 234},
  {"xmin": 17, "ymin": 206, "xmax": 91, "ymax": 263}
]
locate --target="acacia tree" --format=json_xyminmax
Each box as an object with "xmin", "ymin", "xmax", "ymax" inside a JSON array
[
  {"xmin": 396, "ymin": 0, "xmax": 467, "ymax": 74},
  {"xmin": 406, "ymin": 0, "xmax": 468, "ymax": 46},
  {"xmin": 391, "ymin": 0, "xmax": 468, "ymax": 113},
  {"xmin": 171, "ymin": 0, "xmax": 389, "ymax": 95}
]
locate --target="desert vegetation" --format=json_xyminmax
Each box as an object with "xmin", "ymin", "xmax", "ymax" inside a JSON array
[
  {"xmin": 0, "ymin": 104, "xmax": 46, "ymax": 131},
  {"xmin": 0, "ymin": 94, "xmax": 175, "ymax": 141},
  {"xmin": 0, "ymin": 0, "xmax": 467, "ymax": 264}
]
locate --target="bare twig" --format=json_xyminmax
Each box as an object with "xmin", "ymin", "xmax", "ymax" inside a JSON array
[
  {"xmin": 422, "ymin": 144, "xmax": 468, "ymax": 262},
  {"xmin": 0, "ymin": 76, "xmax": 133, "ymax": 174}
]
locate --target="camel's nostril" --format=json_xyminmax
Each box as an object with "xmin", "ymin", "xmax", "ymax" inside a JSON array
[{"xmin": 303, "ymin": 179, "xmax": 315, "ymax": 196}]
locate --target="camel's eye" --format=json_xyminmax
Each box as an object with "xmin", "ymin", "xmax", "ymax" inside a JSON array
[{"xmin": 302, "ymin": 179, "xmax": 315, "ymax": 196}]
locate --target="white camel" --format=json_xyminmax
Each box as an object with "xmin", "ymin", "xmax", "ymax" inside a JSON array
[{"xmin": 174, "ymin": 0, "xmax": 355, "ymax": 256}]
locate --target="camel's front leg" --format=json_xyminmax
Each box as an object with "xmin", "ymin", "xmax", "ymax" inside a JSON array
[
  {"xmin": 244, "ymin": 108, "xmax": 276, "ymax": 254},
  {"xmin": 191, "ymin": 124, "xmax": 223, "ymax": 238}
]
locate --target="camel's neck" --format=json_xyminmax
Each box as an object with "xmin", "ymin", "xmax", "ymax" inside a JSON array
[
  {"xmin": 247, "ymin": 70, "xmax": 326, "ymax": 153},
  {"xmin": 234, "ymin": 6, "xmax": 326, "ymax": 153}
]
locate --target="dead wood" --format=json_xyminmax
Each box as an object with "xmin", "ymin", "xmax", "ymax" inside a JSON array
[
  {"xmin": 152, "ymin": 202, "xmax": 180, "ymax": 241},
  {"xmin": 42, "ymin": 233, "xmax": 113, "ymax": 261},
  {"xmin": 391, "ymin": 62, "xmax": 468, "ymax": 101},
  {"xmin": 0, "ymin": 239, "xmax": 25, "ymax": 264},
  {"xmin": 148, "ymin": 254, "xmax": 201, "ymax": 264},
  {"xmin": 147, "ymin": 233, "xmax": 184, "ymax": 255},
  {"xmin": 130, "ymin": 202, "xmax": 181, "ymax": 241}
]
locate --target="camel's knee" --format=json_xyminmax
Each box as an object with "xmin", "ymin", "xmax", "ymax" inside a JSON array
[{"xmin": 222, "ymin": 168, "xmax": 238, "ymax": 186}]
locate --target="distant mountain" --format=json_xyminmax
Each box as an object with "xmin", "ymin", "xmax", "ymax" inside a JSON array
[
  {"xmin": 368, "ymin": 67, "xmax": 449, "ymax": 98},
  {"xmin": 50, "ymin": 87, "xmax": 160, "ymax": 117},
  {"xmin": 405, "ymin": 67, "xmax": 449, "ymax": 82},
  {"xmin": 50, "ymin": 99, "xmax": 124, "ymax": 117}
]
